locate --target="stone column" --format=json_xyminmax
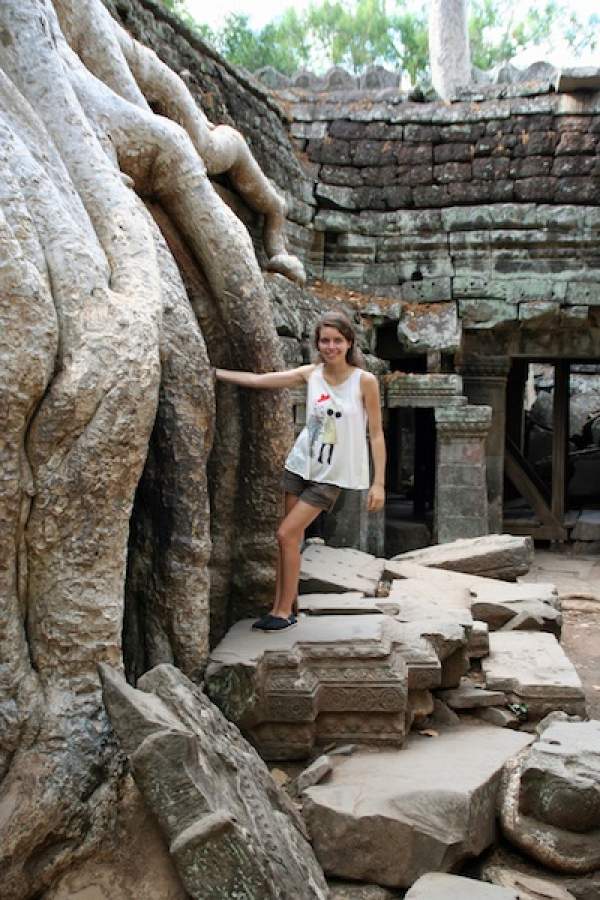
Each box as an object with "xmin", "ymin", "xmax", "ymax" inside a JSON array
[
  {"xmin": 460, "ymin": 356, "xmax": 510, "ymax": 533},
  {"xmin": 434, "ymin": 405, "xmax": 492, "ymax": 544},
  {"xmin": 429, "ymin": 0, "xmax": 471, "ymax": 100}
]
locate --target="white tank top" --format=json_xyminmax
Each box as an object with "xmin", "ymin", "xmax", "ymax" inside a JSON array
[{"xmin": 285, "ymin": 365, "xmax": 369, "ymax": 490}]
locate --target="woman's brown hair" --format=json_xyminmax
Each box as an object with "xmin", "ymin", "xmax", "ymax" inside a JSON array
[{"xmin": 314, "ymin": 311, "xmax": 365, "ymax": 368}]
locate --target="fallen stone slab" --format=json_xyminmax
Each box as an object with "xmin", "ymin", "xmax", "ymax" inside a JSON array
[
  {"xmin": 300, "ymin": 545, "xmax": 385, "ymax": 594},
  {"xmin": 296, "ymin": 755, "xmax": 333, "ymax": 794},
  {"xmin": 205, "ymin": 615, "xmax": 418, "ymax": 760},
  {"xmin": 393, "ymin": 535, "xmax": 534, "ymax": 581},
  {"xmin": 99, "ymin": 664, "xmax": 328, "ymax": 900},
  {"xmin": 405, "ymin": 873, "xmax": 518, "ymax": 899},
  {"xmin": 438, "ymin": 679, "xmax": 506, "ymax": 710},
  {"xmin": 387, "ymin": 562, "xmax": 560, "ymax": 631},
  {"xmin": 482, "ymin": 633, "xmax": 586, "ymax": 720},
  {"xmin": 499, "ymin": 714, "xmax": 600, "ymax": 874},
  {"xmin": 476, "ymin": 598, "xmax": 561, "ymax": 636},
  {"xmin": 302, "ymin": 724, "xmax": 532, "ymax": 889},
  {"xmin": 485, "ymin": 866, "xmax": 577, "ymax": 899}
]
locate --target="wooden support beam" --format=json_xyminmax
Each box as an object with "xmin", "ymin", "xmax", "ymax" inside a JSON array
[
  {"xmin": 552, "ymin": 361, "xmax": 570, "ymax": 532},
  {"xmin": 504, "ymin": 445, "xmax": 567, "ymax": 541}
]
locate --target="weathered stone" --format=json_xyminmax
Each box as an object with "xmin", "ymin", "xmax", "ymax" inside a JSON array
[
  {"xmin": 405, "ymin": 873, "xmax": 518, "ymax": 899},
  {"xmin": 481, "ymin": 846, "xmax": 600, "ymax": 900},
  {"xmin": 499, "ymin": 719, "xmax": 600, "ymax": 874},
  {"xmin": 386, "ymin": 561, "xmax": 560, "ymax": 631},
  {"xmin": 520, "ymin": 715, "xmax": 600, "ymax": 833},
  {"xmin": 205, "ymin": 615, "xmax": 412, "ymax": 760},
  {"xmin": 397, "ymin": 302, "xmax": 461, "ymax": 353},
  {"xmin": 298, "ymin": 592, "xmax": 382, "ymax": 615},
  {"xmin": 303, "ymin": 724, "xmax": 532, "ymax": 888},
  {"xmin": 328, "ymin": 882, "xmax": 399, "ymax": 900},
  {"xmin": 484, "ymin": 866, "xmax": 576, "ymax": 900},
  {"xmin": 482, "ymin": 633, "xmax": 586, "ymax": 720},
  {"xmin": 299, "ymin": 544, "xmax": 385, "ymax": 594},
  {"xmin": 438, "ymin": 679, "xmax": 506, "ymax": 710},
  {"xmin": 99, "ymin": 664, "xmax": 328, "ymax": 899},
  {"xmin": 296, "ymin": 755, "xmax": 334, "ymax": 793},
  {"xmin": 476, "ymin": 706, "xmax": 520, "ymax": 729},
  {"xmin": 468, "ymin": 621, "xmax": 490, "ymax": 658},
  {"xmin": 393, "ymin": 535, "xmax": 534, "ymax": 581}
]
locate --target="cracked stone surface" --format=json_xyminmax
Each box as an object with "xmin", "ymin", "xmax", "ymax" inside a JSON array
[
  {"xmin": 405, "ymin": 873, "xmax": 518, "ymax": 898},
  {"xmin": 300, "ymin": 545, "xmax": 385, "ymax": 594},
  {"xmin": 303, "ymin": 723, "xmax": 532, "ymax": 889}
]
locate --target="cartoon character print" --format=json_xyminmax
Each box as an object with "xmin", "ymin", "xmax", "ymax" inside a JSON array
[{"xmin": 317, "ymin": 398, "xmax": 342, "ymax": 466}]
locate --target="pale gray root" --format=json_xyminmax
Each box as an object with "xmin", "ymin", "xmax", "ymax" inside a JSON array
[
  {"xmin": 429, "ymin": 0, "xmax": 472, "ymax": 100},
  {"xmin": 53, "ymin": 0, "xmax": 306, "ymax": 284},
  {"xmin": 124, "ymin": 213, "xmax": 214, "ymax": 682},
  {"xmin": 0, "ymin": 3, "xmax": 161, "ymax": 895},
  {"xmin": 146, "ymin": 203, "xmax": 242, "ymax": 646}
]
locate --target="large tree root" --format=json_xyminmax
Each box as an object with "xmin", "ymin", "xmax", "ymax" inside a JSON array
[{"xmin": 0, "ymin": 0, "xmax": 294, "ymax": 893}]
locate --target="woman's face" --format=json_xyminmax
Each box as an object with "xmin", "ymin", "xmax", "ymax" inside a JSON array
[{"xmin": 318, "ymin": 325, "xmax": 351, "ymax": 363}]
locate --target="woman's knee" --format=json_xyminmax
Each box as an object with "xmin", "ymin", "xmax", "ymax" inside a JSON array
[{"xmin": 277, "ymin": 522, "xmax": 301, "ymax": 548}]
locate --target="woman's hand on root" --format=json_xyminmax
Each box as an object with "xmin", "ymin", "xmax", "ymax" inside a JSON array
[{"xmin": 367, "ymin": 484, "xmax": 385, "ymax": 512}]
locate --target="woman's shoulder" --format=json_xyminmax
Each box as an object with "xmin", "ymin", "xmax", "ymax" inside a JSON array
[{"xmin": 359, "ymin": 369, "xmax": 378, "ymax": 389}]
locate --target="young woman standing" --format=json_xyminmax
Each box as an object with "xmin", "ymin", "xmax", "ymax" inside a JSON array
[{"xmin": 216, "ymin": 311, "xmax": 385, "ymax": 631}]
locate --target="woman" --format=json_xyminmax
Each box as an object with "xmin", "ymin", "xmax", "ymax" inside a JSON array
[{"xmin": 216, "ymin": 311, "xmax": 385, "ymax": 631}]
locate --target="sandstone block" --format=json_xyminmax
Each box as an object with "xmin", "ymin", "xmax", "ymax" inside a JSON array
[
  {"xmin": 405, "ymin": 873, "xmax": 518, "ymax": 898},
  {"xmin": 303, "ymin": 725, "xmax": 532, "ymax": 888},
  {"xmin": 482, "ymin": 633, "xmax": 586, "ymax": 720},
  {"xmin": 572, "ymin": 509, "xmax": 600, "ymax": 541},
  {"xmin": 468, "ymin": 621, "xmax": 490, "ymax": 658},
  {"xmin": 392, "ymin": 535, "xmax": 534, "ymax": 580},
  {"xmin": 99, "ymin": 664, "xmax": 328, "ymax": 900},
  {"xmin": 484, "ymin": 866, "xmax": 576, "ymax": 899},
  {"xmin": 499, "ymin": 717, "xmax": 600, "ymax": 873},
  {"xmin": 300, "ymin": 544, "xmax": 385, "ymax": 595},
  {"xmin": 476, "ymin": 707, "xmax": 519, "ymax": 729},
  {"xmin": 205, "ymin": 615, "xmax": 414, "ymax": 760}
]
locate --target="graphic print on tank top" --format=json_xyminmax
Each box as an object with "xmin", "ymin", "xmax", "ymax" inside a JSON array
[{"xmin": 285, "ymin": 366, "xmax": 369, "ymax": 490}]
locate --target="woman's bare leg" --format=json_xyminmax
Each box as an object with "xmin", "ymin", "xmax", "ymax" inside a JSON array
[
  {"xmin": 272, "ymin": 492, "xmax": 299, "ymax": 615},
  {"xmin": 273, "ymin": 500, "xmax": 322, "ymax": 619}
]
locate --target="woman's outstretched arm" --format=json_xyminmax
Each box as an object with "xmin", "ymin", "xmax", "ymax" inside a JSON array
[
  {"xmin": 361, "ymin": 372, "xmax": 386, "ymax": 512},
  {"xmin": 215, "ymin": 364, "xmax": 314, "ymax": 390}
]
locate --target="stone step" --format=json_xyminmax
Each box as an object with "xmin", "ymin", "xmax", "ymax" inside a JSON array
[
  {"xmin": 205, "ymin": 615, "xmax": 441, "ymax": 760},
  {"xmin": 301, "ymin": 724, "xmax": 532, "ymax": 889}
]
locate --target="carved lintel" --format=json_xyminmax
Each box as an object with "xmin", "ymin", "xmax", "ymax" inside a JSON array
[{"xmin": 435, "ymin": 404, "xmax": 492, "ymax": 440}]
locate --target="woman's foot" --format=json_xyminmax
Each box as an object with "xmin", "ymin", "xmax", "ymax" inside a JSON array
[{"xmin": 252, "ymin": 613, "xmax": 296, "ymax": 632}]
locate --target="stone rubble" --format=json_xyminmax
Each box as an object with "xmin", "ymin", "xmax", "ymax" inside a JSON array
[
  {"xmin": 483, "ymin": 866, "xmax": 576, "ymax": 900},
  {"xmin": 303, "ymin": 724, "xmax": 532, "ymax": 889},
  {"xmin": 99, "ymin": 663, "xmax": 329, "ymax": 900},
  {"xmin": 405, "ymin": 872, "xmax": 519, "ymax": 898},
  {"xmin": 482, "ymin": 633, "xmax": 586, "ymax": 720},
  {"xmin": 499, "ymin": 714, "xmax": 600, "ymax": 873},
  {"xmin": 393, "ymin": 534, "xmax": 534, "ymax": 581}
]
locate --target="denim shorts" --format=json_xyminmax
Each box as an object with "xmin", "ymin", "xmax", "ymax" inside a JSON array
[{"xmin": 283, "ymin": 469, "xmax": 341, "ymax": 512}]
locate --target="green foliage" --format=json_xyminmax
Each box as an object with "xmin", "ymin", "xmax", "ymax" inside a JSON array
[
  {"xmin": 161, "ymin": 0, "xmax": 600, "ymax": 83},
  {"xmin": 469, "ymin": 1, "xmax": 600, "ymax": 71}
]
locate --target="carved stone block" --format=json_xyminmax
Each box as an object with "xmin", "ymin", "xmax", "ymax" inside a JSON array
[{"xmin": 205, "ymin": 616, "xmax": 420, "ymax": 759}]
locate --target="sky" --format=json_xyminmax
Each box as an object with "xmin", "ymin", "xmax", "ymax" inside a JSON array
[{"xmin": 185, "ymin": 0, "xmax": 600, "ymax": 68}]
